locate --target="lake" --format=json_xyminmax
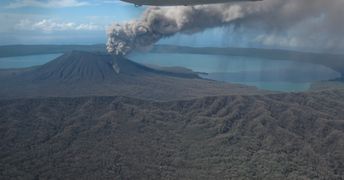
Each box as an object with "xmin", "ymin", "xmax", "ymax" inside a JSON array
[
  {"xmin": 128, "ymin": 53, "xmax": 341, "ymax": 92},
  {"xmin": 0, "ymin": 52, "xmax": 340, "ymax": 92},
  {"xmin": 0, "ymin": 54, "xmax": 62, "ymax": 69}
]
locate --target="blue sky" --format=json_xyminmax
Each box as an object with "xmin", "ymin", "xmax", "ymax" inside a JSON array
[
  {"xmin": 0, "ymin": 0, "xmax": 143, "ymax": 45},
  {"xmin": 0, "ymin": 0, "xmax": 262, "ymax": 48},
  {"xmin": 1, "ymin": 0, "xmax": 341, "ymax": 53}
]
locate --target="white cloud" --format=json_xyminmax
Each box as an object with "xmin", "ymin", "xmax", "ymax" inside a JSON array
[
  {"xmin": 16, "ymin": 19, "xmax": 103, "ymax": 32},
  {"xmin": 5, "ymin": 0, "xmax": 90, "ymax": 9},
  {"xmin": 102, "ymin": 0, "xmax": 129, "ymax": 5}
]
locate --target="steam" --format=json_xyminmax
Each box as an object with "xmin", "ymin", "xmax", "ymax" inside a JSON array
[
  {"xmin": 107, "ymin": 0, "xmax": 344, "ymax": 55},
  {"xmin": 106, "ymin": 4, "xmax": 247, "ymax": 55}
]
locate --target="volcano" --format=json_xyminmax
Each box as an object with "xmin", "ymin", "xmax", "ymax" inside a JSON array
[
  {"xmin": 21, "ymin": 51, "xmax": 200, "ymax": 82},
  {"xmin": 0, "ymin": 51, "xmax": 264, "ymax": 100}
]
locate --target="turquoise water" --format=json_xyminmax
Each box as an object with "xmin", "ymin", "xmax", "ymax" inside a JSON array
[
  {"xmin": 0, "ymin": 54, "xmax": 62, "ymax": 69},
  {"xmin": 128, "ymin": 53, "xmax": 340, "ymax": 92},
  {"xmin": 0, "ymin": 52, "xmax": 340, "ymax": 92},
  {"xmin": 130, "ymin": 53, "xmax": 285, "ymax": 73}
]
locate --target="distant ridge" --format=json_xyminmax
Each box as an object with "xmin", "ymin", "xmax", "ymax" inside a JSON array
[{"xmin": 0, "ymin": 44, "xmax": 106, "ymax": 57}]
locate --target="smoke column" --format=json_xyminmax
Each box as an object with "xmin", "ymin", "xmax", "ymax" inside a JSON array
[{"xmin": 107, "ymin": 0, "xmax": 344, "ymax": 55}]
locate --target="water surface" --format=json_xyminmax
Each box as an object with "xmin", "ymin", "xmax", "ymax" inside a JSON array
[
  {"xmin": 129, "ymin": 53, "xmax": 340, "ymax": 92},
  {"xmin": 0, "ymin": 52, "xmax": 339, "ymax": 92},
  {"xmin": 0, "ymin": 54, "xmax": 62, "ymax": 69}
]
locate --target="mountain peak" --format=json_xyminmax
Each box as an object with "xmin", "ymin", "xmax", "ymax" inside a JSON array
[
  {"xmin": 24, "ymin": 51, "xmax": 158, "ymax": 82},
  {"xmin": 0, "ymin": 51, "xmax": 265, "ymax": 100}
]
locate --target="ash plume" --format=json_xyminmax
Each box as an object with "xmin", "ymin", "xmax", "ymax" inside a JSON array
[{"xmin": 107, "ymin": 0, "xmax": 344, "ymax": 55}]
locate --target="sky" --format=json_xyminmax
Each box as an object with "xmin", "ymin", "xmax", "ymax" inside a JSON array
[
  {"xmin": 0, "ymin": 0, "xmax": 343, "ymax": 53},
  {"xmin": 0, "ymin": 0, "xmax": 270, "ymax": 48},
  {"xmin": 0, "ymin": 0, "xmax": 142, "ymax": 45}
]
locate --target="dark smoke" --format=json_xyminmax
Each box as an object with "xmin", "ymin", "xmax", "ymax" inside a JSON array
[{"xmin": 107, "ymin": 0, "xmax": 344, "ymax": 55}]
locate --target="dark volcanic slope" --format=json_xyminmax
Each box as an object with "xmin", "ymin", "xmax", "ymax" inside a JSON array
[
  {"xmin": 0, "ymin": 51, "xmax": 265, "ymax": 100},
  {"xmin": 20, "ymin": 51, "xmax": 199, "ymax": 82},
  {"xmin": 27, "ymin": 51, "xmax": 119, "ymax": 82},
  {"xmin": 1, "ymin": 90, "xmax": 344, "ymax": 179}
]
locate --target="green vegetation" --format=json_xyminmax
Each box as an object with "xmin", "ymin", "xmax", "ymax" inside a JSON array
[{"xmin": 1, "ymin": 90, "xmax": 343, "ymax": 179}]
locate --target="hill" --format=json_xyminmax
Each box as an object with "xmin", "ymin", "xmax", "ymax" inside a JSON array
[
  {"xmin": 0, "ymin": 51, "xmax": 264, "ymax": 100},
  {"xmin": 1, "ymin": 90, "xmax": 343, "ymax": 179}
]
